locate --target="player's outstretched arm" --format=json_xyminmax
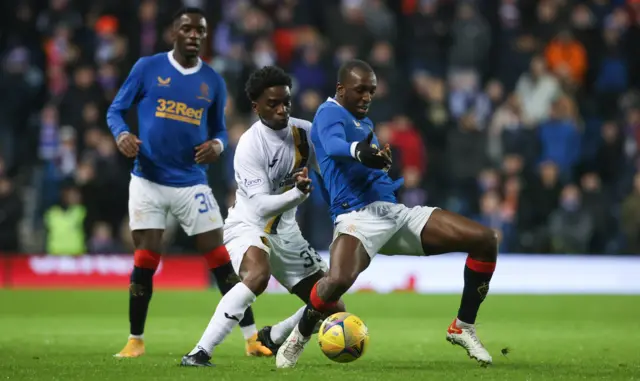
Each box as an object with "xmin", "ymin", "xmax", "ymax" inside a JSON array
[{"xmin": 107, "ymin": 58, "xmax": 147, "ymax": 158}]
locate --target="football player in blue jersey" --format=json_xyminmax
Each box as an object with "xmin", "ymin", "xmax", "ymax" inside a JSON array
[
  {"xmin": 276, "ymin": 60, "xmax": 498, "ymax": 368},
  {"xmin": 107, "ymin": 7, "xmax": 270, "ymax": 359}
]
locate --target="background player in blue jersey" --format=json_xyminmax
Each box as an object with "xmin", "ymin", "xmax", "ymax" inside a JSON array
[
  {"xmin": 106, "ymin": 7, "xmax": 270, "ymax": 358},
  {"xmin": 276, "ymin": 60, "xmax": 498, "ymax": 368}
]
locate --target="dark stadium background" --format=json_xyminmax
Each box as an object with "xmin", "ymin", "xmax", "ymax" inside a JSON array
[
  {"xmin": 1, "ymin": 1, "xmax": 640, "ymax": 380},
  {"xmin": 3, "ymin": 0, "xmax": 640, "ymax": 257}
]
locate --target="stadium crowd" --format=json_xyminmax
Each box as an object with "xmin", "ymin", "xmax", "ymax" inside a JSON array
[{"xmin": 1, "ymin": 0, "xmax": 640, "ymax": 255}]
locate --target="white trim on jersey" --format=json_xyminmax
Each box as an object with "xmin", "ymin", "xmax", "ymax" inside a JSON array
[{"xmin": 167, "ymin": 50, "xmax": 203, "ymax": 75}]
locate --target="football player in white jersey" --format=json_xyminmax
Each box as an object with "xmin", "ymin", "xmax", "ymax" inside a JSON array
[{"xmin": 181, "ymin": 66, "xmax": 345, "ymax": 366}]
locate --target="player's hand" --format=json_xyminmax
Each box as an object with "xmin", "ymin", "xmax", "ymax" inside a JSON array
[
  {"xmin": 380, "ymin": 143, "xmax": 393, "ymax": 172},
  {"xmin": 294, "ymin": 167, "xmax": 313, "ymax": 194},
  {"xmin": 355, "ymin": 131, "xmax": 391, "ymax": 170},
  {"xmin": 195, "ymin": 140, "xmax": 222, "ymax": 164},
  {"xmin": 116, "ymin": 132, "xmax": 142, "ymax": 158}
]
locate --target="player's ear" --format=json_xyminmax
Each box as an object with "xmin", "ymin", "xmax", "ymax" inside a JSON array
[
  {"xmin": 251, "ymin": 101, "xmax": 258, "ymax": 114},
  {"xmin": 336, "ymin": 83, "xmax": 344, "ymax": 98}
]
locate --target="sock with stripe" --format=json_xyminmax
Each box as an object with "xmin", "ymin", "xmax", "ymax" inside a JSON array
[
  {"xmin": 298, "ymin": 282, "xmax": 337, "ymax": 337},
  {"xmin": 457, "ymin": 257, "xmax": 496, "ymax": 324},
  {"xmin": 129, "ymin": 249, "xmax": 161, "ymax": 336}
]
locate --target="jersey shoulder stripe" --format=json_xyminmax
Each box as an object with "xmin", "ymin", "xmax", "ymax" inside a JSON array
[{"xmin": 263, "ymin": 124, "xmax": 310, "ymax": 234}]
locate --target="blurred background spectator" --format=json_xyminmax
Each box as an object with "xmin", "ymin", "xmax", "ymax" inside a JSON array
[{"xmin": 1, "ymin": 0, "xmax": 640, "ymax": 255}]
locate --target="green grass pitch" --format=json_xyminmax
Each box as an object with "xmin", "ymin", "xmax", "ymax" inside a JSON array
[{"xmin": 1, "ymin": 290, "xmax": 639, "ymax": 380}]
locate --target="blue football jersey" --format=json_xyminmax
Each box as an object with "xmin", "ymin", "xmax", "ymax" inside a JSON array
[
  {"xmin": 107, "ymin": 51, "xmax": 228, "ymax": 187},
  {"xmin": 310, "ymin": 98, "xmax": 404, "ymax": 221}
]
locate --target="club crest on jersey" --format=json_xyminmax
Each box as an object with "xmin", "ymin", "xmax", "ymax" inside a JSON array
[
  {"xmin": 157, "ymin": 76, "xmax": 171, "ymax": 87},
  {"xmin": 197, "ymin": 82, "xmax": 211, "ymax": 102}
]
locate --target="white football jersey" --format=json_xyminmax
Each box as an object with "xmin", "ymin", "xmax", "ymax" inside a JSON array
[{"xmin": 225, "ymin": 117, "xmax": 317, "ymax": 234}]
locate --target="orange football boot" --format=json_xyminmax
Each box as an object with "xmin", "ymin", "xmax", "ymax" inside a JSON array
[
  {"xmin": 114, "ymin": 338, "xmax": 145, "ymax": 358},
  {"xmin": 245, "ymin": 333, "xmax": 273, "ymax": 357}
]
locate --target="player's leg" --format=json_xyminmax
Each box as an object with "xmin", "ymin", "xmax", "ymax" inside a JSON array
[
  {"xmin": 182, "ymin": 242, "xmax": 273, "ymax": 366},
  {"xmin": 115, "ymin": 176, "xmax": 167, "ymax": 358},
  {"xmin": 258, "ymin": 270, "xmax": 347, "ymax": 353},
  {"xmin": 419, "ymin": 209, "xmax": 498, "ymax": 365},
  {"xmin": 276, "ymin": 234, "xmax": 371, "ymax": 368},
  {"xmin": 194, "ymin": 230, "xmax": 270, "ymax": 357}
]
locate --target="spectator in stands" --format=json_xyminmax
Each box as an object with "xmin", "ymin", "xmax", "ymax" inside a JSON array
[
  {"xmin": 549, "ymin": 184, "xmax": 594, "ymax": 254},
  {"xmin": 44, "ymin": 182, "xmax": 86, "ymax": 255},
  {"xmin": 88, "ymin": 221, "xmax": 123, "ymax": 254},
  {"xmin": 0, "ymin": 176, "xmax": 22, "ymax": 251},
  {"xmin": 474, "ymin": 190, "xmax": 515, "ymax": 253},
  {"xmin": 447, "ymin": 111, "xmax": 489, "ymax": 215},
  {"xmin": 517, "ymin": 161, "xmax": 563, "ymax": 253},
  {"xmin": 622, "ymin": 172, "xmax": 640, "ymax": 254},
  {"xmin": 515, "ymin": 56, "xmax": 561, "ymax": 127},
  {"xmin": 544, "ymin": 29, "xmax": 588, "ymax": 87},
  {"xmin": 448, "ymin": 2, "xmax": 491, "ymax": 73},
  {"xmin": 580, "ymin": 172, "xmax": 614, "ymax": 253},
  {"xmin": 397, "ymin": 167, "xmax": 427, "ymax": 208},
  {"xmin": 1, "ymin": 0, "xmax": 640, "ymax": 255},
  {"xmin": 538, "ymin": 96, "xmax": 581, "ymax": 181}
]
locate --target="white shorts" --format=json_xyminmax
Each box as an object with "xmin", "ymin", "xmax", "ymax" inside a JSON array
[
  {"xmin": 128, "ymin": 175, "xmax": 223, "ymax": 236},
  {"xmin": 333, "ymin": 201, "xmax": 437, "ymax": 258},
  {"xmin": 224, "ymin": 222, "xmax": 328, "ymax": 291}
]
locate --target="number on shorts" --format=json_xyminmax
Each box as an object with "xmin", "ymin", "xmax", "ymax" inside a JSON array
[
  {"xmin": 300, "ymin": 245, "xmax": 322, "ymax": 268},
  {"xmin": 195, "ymin": 192, "xmax": 215, "ymax": 214}
]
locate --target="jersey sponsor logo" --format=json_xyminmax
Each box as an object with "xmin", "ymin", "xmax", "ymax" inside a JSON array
[
  {"xmin": 244, "ymin": 178, "xmax": 263, "ymax": 188},
  {"xmin": 197, "ymin": 82, "xmax": 211, "ymax": 103},
  {"xmin": 155, "ymin": 98, "xmax": 204, "ymax": 126},
  {"xmin": 268, "ymin": 158, "xmax": 278, "ymax": 168},
  {"xmin": 157, "ymin": 76, "xmax": 171, "ymax": 87}
]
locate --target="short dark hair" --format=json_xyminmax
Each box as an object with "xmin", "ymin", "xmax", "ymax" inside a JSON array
[
  {"xmin": 338, "ymin": 59, "xmax": 374, "ymax": 84},
  {"xmin": 245, "ymin": 66, "xmax": 293, "ymax": 102},
  {"xmin": 172, "ymin": 7, "xmax": 206, "ymax": 23}
]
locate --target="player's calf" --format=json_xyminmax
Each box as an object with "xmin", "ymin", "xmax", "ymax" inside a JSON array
[
  {"xmin": 115, "ymin": 247, "xmax": 160, "ymax": 358},
  {"xmin": 420, "ymin": 210, "xmax": 497, "ymax": 365},
  {"xmin": 458, "ymin": 226, "xmax": 498, "ymax": 325}
]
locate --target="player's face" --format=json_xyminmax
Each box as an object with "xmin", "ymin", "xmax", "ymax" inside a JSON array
[
  {"xmin": 174, "ymin": 14, "xmax": 207, "ymax": 58},
  {"xmin": 255, "ymin": 86, "xmax": 291, "ymax": 130},
  {"xmin": 337, "ymin": 69, "xmax": 377, "ymax": 119}
]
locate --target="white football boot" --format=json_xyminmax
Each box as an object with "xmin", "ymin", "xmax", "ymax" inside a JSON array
[
  {"xmin": 275, "ymin": 325, "xmax": 310, "ymax": 368},
  {"xmin": 446, "ymin": 318, "xmax": 493, "ymax": 366}
]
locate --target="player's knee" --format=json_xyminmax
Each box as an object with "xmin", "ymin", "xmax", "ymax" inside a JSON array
[
  {"xmin": 132, "ymin": 230, "xmax": 163, "ymax": 253},
  {"xmin": 242, "ymin": 268, "xmax": 271, "ymax": 296},
  {"xmin": 474, "ymin": 227, "xmax": 499, "ymax": 261},
  {"xmin": 327, "ymin": 271, "xmax": 358, "ymax": 296}
]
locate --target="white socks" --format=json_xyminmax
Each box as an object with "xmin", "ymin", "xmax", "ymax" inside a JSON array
[
  {"xmin": 270, "ymin": 305, "xmax": 306, "ymax": 345},
  {"xmin": 189, "ymin": 282, "xmax": 256, "ymax": 356},
  {"xmin": 240, "ymin": 324, "xmax": 257, "ymax": 340}
]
